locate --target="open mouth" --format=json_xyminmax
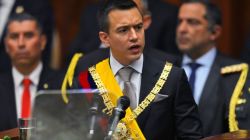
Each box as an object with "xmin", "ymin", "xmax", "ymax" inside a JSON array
[{"xmin": 129, "ymin": 44, "xmax": 141, "ymax": 53}]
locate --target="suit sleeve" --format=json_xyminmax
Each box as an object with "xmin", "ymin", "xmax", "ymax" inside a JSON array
[{"xmin": 174, "ymin": 69, "xmax": 203, "ymax": 139}]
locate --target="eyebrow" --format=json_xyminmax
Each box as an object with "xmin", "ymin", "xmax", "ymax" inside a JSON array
[{"xmin": 116, "ymin": 22, "xmax": 143, "ymax": 29}]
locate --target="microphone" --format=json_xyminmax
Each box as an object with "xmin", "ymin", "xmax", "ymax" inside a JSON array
[
  {"xmin": 105, "ymin": 96, "xmax": 130, "ymax": 140},
  {"xmin": 87, "ymin": 95, "xmax": 100, "ymax": 140}
]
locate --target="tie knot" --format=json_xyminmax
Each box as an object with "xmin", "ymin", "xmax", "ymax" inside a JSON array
[
  {"xmin": 118, "ymin": 67, "xmax": 134, "ymax": 82},
  {"xmin": 23, "ymin": 78, "xmax": 31, "ymax": 86},
  {"xmin": 188, "ymin": 62, "xmax": 201, "ymax": 71}
]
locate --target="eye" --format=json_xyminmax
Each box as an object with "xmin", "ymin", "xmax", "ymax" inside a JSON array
[
  {"xmin": 177, "ymin": 19, "xmax": 183, "ymax": 25},
  {"xmin": 8, "ymin": 33, "xmax": 19, "ymax": 40},
  {"xmin": 134, "ymin": 23, "xmax": 143, "ymax": 31},
  {"xmin": 117, "ymin": 27, "xmax": 128, "ymax": 34},
  {"xmin": 187, "ymin": 19, "xmax": 200, "ymax": 26},
  {"xmin": 24, "ymin": 32, "xmax": 35, "ymax": 39}
]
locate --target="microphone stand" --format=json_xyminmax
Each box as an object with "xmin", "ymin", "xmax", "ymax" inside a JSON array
[
  {"xmin": 87, "ymin": 95, "xmax": 99, "ymax": 140},
  {"xmin": 104, "ymin": 96, "xmax": 130, "ymax": 140}
]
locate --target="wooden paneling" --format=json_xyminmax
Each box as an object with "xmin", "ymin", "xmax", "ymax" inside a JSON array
[
  {"xmin": 51, "ymin": 0, "xmax": 91, "ymax": 67},
  {"xmin": 212, "ymin": 0, "xmax": 250, "ymax": 58},
  {"xmin": 212, "ymin": 0, "xmax": 233, "ymax": 56}
]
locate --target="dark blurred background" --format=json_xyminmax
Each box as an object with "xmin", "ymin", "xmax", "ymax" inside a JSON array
[{"xmin": 50, "ymin": 0, "xmax": 250, "ymax": 68}]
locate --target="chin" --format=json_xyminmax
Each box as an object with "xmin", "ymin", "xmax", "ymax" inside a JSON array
[
  {"xmin": 179, "ymin": 46, "xmax": 192, "ymax": 53},
  {"xmin": 130, "ymin": 54, "xmax": 141, "ymax": 62}
]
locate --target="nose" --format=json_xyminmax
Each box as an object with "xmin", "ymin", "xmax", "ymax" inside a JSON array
[
  {"xmin": 17, "ymin": 35, "xmax": 25, "ymax": 48},
  {"xmin": 129, "ymin": 28, "xmax": 138, "ymax": 42},
  {"xmin": 177, "ymin": 21, "xmax": 188, "ymax": 34}
]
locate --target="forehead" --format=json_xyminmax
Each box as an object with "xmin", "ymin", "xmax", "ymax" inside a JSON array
[
  {"xmin": 108, "ymin": 8, "xmax": 143, "ymax": 28},
  {"xmin": 133, "ymin": 0, "xmax": 143, "ymax": 13},
  {"xmin": 7, "ymin": 20, "xmax": 38, "ymax": 33},
  {"xmin": 179, "ymin": 3, "xmax": 207, "ymax": 20}
]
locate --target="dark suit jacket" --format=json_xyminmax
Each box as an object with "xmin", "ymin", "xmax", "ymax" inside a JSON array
[
  {"xmin": 67, "ymin": 0, "xmax": 180, "ymax": 65},
  {"xmin": 73, "ymin": 51, "xmax": 203, "ymax": 139},
  {"xmin": 0, "ymin": 66, "xmax": 64, "ymax": 131},
  {"xmin": 192, "ymin": 53, "xmax": 241, "ymax": 136},
  {"xmin": 0, "ymin": 0, "xmax": 54, "ymax": 72}
]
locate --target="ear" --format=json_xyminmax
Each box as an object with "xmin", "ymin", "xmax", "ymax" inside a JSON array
[
  {"xmin": 99, "ymin": 31, "xmax": 110, "ymax": 48},
  {"xmin": 143, "ymin": 14, "xmax": 152, "ymax": 30},
  {"xmin": 210, "ymin": 25, "xmax": 222, "ymax": 41},
  {"xmin": 40, "ymin": 35, "xmax": 47, "ymax": 51}
]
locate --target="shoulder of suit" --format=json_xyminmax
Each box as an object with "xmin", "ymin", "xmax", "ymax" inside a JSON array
[{"xmin": 221, "ymin": 63, "xmax": 249, "ymax": 74}]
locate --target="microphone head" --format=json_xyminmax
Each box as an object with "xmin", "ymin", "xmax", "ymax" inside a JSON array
[{"xmin": 117, "ymin": 96, "xmax": 130, "ymax": 111}]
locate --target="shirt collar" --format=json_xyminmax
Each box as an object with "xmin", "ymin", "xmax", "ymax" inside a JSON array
[
  {"xmin": 12, "ymin": 62, "xmax": 43, "ymax": 87},
  {"xmin": 109, "ymin": 51, "xmax": 143, "ymax": 76},
  {"xmin": 182, "ymin": 47, "xmax": 217, "ymax": 67}
]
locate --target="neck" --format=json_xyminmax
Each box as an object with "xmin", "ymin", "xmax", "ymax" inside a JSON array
[
  {"xmin": 188, "ymin": 45, "xmax": 214, "ymax": 61},
  {"xmin": 14, "ymin": 62, "xmax": 39, "ymax": 76}
]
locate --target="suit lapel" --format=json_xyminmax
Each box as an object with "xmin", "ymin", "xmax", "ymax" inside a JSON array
[
  {"xmin": 198, "ymin": 55, "xmax": 223, "ymax": 133},
  {"xmin": 199, "ymin": 56, "xmax": 221, "ymax": 109},
  {"xmin": 2, "ymin": 72, "xmax": 18, "ymax": 126},
  {"xmin": 137, "ymin": 55, "xmax": 162, "ymax": 129},
  {"xmin": 37, "ymin": 67, "xmax": 47, "ymax": 90},
  {"xmin": 37, "ymin": 66, "xmax": 54, "ymax": 91}
]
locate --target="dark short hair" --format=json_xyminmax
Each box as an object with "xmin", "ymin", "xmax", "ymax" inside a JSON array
[
  {"xmin": 98, "ymin": 0, "xmax": 141, "ymax": 33},
  {"xmin": 6, "ymin": 12, "xmax": 43, "ymax": 34},
  {"xmin": 181, "ymin": 0, "xmax": 222, "ymax": 32}
]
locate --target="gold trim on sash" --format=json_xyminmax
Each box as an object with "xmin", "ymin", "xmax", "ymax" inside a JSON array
[
  {"xmin": 224, "ymin": 63, "xmax": 249, "ymax": 131},
  {"xmin": 89, "ymin": 58, "xmax": 172, "ymax": 139},
  {"xmin": 125, "ymin": 63, "xmax": 172, "ymax": 122},
  {"xmin": 61, "ymin": 53, "xmax": 83, "ymax": 103}
]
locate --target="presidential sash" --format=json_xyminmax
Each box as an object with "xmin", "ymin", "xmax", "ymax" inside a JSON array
[
  {"xmin": 89, "ymin": 59, "xmax": 172, "ymax": 139},
  {"xmin": 62, "ymin": 55, "xmax": 173, "ymax": 139}
]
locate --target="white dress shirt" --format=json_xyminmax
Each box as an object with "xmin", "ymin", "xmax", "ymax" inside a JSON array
[
  {"xmin": 0, "ymin": 0, "xmax": 15, "ymax": 39},
  {"xmin": 109, "ymin": 52, "xmax": 143, "ymax": 106},
  {"xmin": 13, "ymin": 62, "xmax": 43, "ymax": 118},
  {"xmin": 182, "ymin": 48, "xmax": 216, "ymax": 105}
]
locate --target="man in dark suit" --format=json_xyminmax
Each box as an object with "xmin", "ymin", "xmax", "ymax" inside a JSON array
[
  {"xmin": 0, "ymin": 0, "xmax": 54, "ymax": 73},
  {"xmin": 67, "ymin": 0, "xmax": 180, "ymax": 64},
  {"xmin": 67, "ymin": 0, "xmax": 202, "ymax": 139},
  {"xmin": 0, "ymin": 13, "xmax": 63, "ymax": 131},
  {"xmin": 176, "ymin": 0, "xmax": 241, "ymax": 136}
]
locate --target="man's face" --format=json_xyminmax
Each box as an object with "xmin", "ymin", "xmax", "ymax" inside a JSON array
[
  {"xmin": 176, "ymin": 3, "xmax": 214, "ymax": 58},
  {"xmin": 5, "ymin": 20, "xmax": 46, "ymax": 68},
  {"xmin": 99, "ymin": 8, "xmax": 145, "ymax": 65}
]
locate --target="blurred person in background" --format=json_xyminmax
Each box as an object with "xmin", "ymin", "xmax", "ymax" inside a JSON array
[
  {"xmin": 0, "ymin": 13, "xmax": 63, "ymax": 131},
  {"xmin": 176, "ymin": 0, "xmax": 242, "ymax": 136},
  {"xmin": 0, "ymin": 0, "xmax": 55, "ymax": 73}
]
